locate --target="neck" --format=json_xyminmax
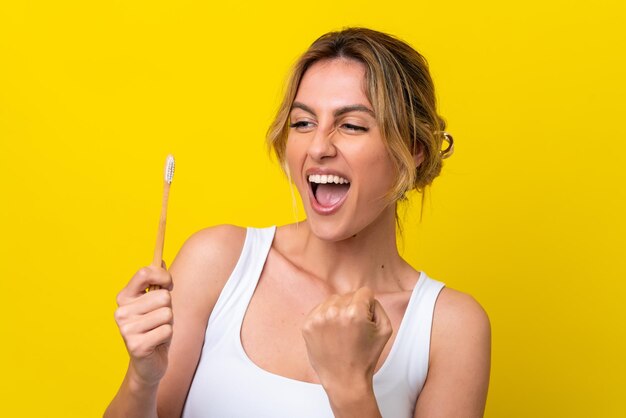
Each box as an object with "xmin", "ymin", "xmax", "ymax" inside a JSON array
[{"xmin": 287, "ymin": 206, "xmax": 407, "ymax": 294}]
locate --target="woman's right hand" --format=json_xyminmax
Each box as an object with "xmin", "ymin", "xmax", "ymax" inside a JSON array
[{"xmin": 114, "ymin": 265, "xmax": 174, "ymax": 388}]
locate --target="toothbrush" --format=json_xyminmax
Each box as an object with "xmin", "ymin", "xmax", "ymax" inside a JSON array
[{"xmin": 149, "ymin": 155, "xmax": 175, "ymax": 291}]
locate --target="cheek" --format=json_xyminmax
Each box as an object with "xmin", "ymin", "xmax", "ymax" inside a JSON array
[
  {"xmin": 284, "ymin": 139, "xmax": 296, "ymax": 171},
  {"xmin": 356, "ymin": 149, "xmax": 397, "ymax": 194},
  {"xmin": 350, "ymin": 140, "xmax": 394, "ymax": 174},
  {"xmin": 378, "ymin": 155, "xmax": 398, "ymax": 190}
]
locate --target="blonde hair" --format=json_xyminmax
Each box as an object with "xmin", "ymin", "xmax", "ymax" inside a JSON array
[{"xmin": 267, "ymin": 27, "xmax": 451, "ymax": 203}]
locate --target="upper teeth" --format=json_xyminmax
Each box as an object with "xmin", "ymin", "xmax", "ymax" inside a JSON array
[{"xmin": 308, "ymin": 174, "xmax": 350, "ymax": 184}]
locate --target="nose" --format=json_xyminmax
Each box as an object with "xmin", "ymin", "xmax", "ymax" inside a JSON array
[{"xmin": 307, "ymin": 126, "xmax": 337, "ymax": 161}]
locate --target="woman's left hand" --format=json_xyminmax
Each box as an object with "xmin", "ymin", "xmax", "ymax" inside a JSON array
[{"xmin": 302, "ymin": 287, "xmax": 392, "ymax": 397}]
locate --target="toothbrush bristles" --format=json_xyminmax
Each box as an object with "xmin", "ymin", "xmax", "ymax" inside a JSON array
[{"xmin": 165, "ymin": 155, "xmax": 175, "ymax": 184}]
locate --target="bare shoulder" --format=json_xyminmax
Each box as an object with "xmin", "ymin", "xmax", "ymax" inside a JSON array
[
  {"xmin": 175, "ymin": 224, "xmax": 247, "ymax": 270},
  {"xmin": 413, "ymin": 286, "xmax": 491, "ymax": 418},
  {"xmin": 432, "ymin": 287, "xmax": 491, "ymax": 343},
  {"xmin": 170, "ymin": 224, "xmax": 247, "ymax": 300},
  {"xmin": 430, "ymin": 287, "xmax": 491, "ymax": 369}
]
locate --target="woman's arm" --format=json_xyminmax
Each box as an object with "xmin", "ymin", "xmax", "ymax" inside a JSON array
[
  {"xmin": 413, "ymin": 288, "xmax": 491, "ymax": 418},
  {"xmin": 104, "ymin": 225, "xmax": 246, "ymax": 418}
]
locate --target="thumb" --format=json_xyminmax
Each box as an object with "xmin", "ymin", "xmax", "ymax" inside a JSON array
[{"xmin": 160, "ymin": 260, "xmax": 174, "ymax": 291}]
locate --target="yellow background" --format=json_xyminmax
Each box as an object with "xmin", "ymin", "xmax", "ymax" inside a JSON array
[{"xmin": 1, "ymin": 1, "xmax": 624, "ymax": 417}]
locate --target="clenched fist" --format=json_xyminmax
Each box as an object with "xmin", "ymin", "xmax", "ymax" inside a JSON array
[
  {"xmin": 114, "ymin": 264, "xmax": 174, "ymax": 387},
  {"xmin": 301, "ymin": 287, "xmax": 392, "ymax": 393}
]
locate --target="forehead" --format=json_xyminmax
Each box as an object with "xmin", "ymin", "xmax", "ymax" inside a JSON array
[{"xmin": 293, "ymin": 59, "xmax": 371, "ymax": 110}]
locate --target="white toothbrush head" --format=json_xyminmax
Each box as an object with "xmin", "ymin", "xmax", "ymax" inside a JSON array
[{"xmin": 164, "ymin": 155, "xmax": 175, "ymax": 184}]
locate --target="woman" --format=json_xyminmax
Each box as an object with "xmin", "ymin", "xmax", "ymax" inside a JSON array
[{"xmin": 105, "ymin": 27, "xmax": 491, "ymax": 418}]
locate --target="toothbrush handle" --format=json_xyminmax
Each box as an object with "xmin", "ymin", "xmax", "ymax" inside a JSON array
[{"xmin": 149, "ymin": 181, "xmax": 170, "ymax": 291}]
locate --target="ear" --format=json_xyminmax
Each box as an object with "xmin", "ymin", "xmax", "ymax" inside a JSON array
[{"xmin": 412, "ymin": 143, "xmax": 425, "ymax": 168}]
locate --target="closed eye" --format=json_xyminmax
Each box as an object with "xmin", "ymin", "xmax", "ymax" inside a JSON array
[
  {"xmin": 342, "ymin": 123, "xmax": 369, "ymax": 132},
  {"xmin": 289, "ymin": 121, "xmax": 315, "ymax": 131}
]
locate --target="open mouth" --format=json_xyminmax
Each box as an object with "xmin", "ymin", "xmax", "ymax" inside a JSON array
[{"xmin": 308, "ymin": 174, "xmax": 351, "ymax": 208}]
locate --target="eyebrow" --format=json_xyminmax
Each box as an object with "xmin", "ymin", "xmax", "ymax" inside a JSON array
[{"xmin": 291, "ymin": 101, "xmax": 375, "ymax": 118}]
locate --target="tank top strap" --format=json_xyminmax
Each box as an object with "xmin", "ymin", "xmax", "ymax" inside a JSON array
[
  {"xmin": 375, "ymin": 272, "xmax": 445, "ymax": 396},
  {"xmin": 205, "ymin": 226, "xmax": 276, "ymax": 335}
]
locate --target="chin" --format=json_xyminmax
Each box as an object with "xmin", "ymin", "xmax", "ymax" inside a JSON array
[{"xmin": 305, "ymin": 215, "xmax": 361, "ymax": 243}]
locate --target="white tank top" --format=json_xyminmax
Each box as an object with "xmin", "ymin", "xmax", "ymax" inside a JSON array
[{"xmin": 182, "ymin": 226, "xmax": 445, "ymax": 418}]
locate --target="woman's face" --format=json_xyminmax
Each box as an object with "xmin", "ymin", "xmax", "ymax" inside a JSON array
[{"xmin": 285, "ymin": 58, "xmax": 397, "ymax": 241}]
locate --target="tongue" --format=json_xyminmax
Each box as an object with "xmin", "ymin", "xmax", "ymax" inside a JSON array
[{"xmin": 315, "ymin": 183, "xmax": 350, "ymax": 207}]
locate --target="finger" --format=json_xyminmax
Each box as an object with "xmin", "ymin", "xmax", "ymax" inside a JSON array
[
  {"xmin": 126, "ymin": 267, "xmax": 165, "ymax": 294},
  {"xmin": 127, "ymin": 324, "xmax": 173, "ymax": 358},
  {"xmin": 322, "ymin": 293, "xmax": 344, "ymax": 308},
  {"xmin": 308, "ymin": 293, "xmax": 339, "ymax": 316},
  {"xmin": 350, "ymin": 287, "xmax": 375, "ymax": 309},
  {"xmin": 116, "ymin": 289, "xmax": 172, "ymax": 320},
  {"xmin": 149, "ymin": 261, "xmax": 169, "ymax": 292},
  {"xmin": 118, "ymin": 267, "xmax": 172, "ymax": 304},
  {"xmin": 120, "ymin": 306, "xmax": 173, "ymax": 336},
  {"xmin": 161, "ymin": 261, "xmax": 174, "ymax": 291},
  {"xmin": 141, "ymin": 267, "xmax": 172, "ymax": 292},
  {"xmin": 345, "ymin": 287, "xmax": 378, "ymax": 323}
]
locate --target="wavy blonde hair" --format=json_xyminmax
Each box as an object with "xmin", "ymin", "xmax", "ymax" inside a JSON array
[{"xmin": 267, "ymin": 27, "xmax": 451, "ymax": 203}]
